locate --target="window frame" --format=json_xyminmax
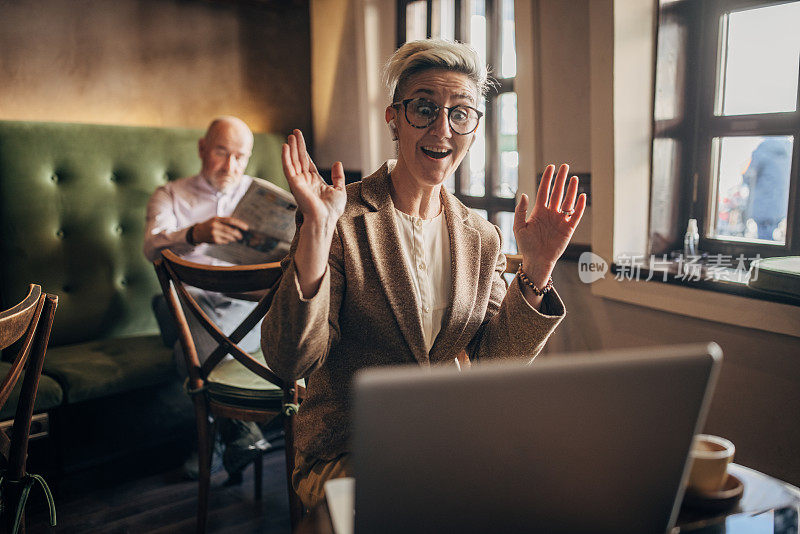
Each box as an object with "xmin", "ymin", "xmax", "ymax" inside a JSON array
[
  {"xmin": 396, "ymin": 0, "xmax": 517, "ymax": 229},
  {"xmin": 651, "ymin": 0, "xmax": 800, "ymax": 261},
  {"xmin": 587, "ymin": 0, "xmax": 800, "ymax": 335}
]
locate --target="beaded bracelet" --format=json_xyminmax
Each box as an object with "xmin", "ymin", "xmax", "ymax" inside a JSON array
[{"xmin": 516, "ymin": 264, "xmax": 554, "ymax": 296}]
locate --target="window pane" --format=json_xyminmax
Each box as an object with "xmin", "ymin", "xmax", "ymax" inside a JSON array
[
  {"xmin": 463, "ymin": 98, "xmax": 486, "ymax": 196},
  {"xmin": 500, "ymin": 0, "xmax": 516, "ymax": 78},
  {"xmin": 650, "ymin": 137, "xmax": 681, "ymax": 249},
  {"xmin": 469, "ymin": 0, "xmax": 487, "ymax": 67},
  {"xmin": 717, "ymin": 2, "xmax": 800, "ymax": 116},
  {"xmin": 406, "ymin": 1, "xmax": 427, "ymax": 42},
  {"xmin": 711, "ymin": 136, "xmax": 793, "ymax": 244},
  {"xmin": 432, "ymin": 0, "xmax": 455, "ymax": 40},
  {"xmin": 654, "ymin": 14, "xmax": 687, "ymax": 122},
  {"xmin": 496, "ymin": 92, "xmax": 518, "ymax": 198},
  {"xmin": 444, "ymin": 173, "xmax": 455, "ymax": 193},
  {"xmin": 496, "ymin": 211, "xmax": 518, "ymax": 254}
]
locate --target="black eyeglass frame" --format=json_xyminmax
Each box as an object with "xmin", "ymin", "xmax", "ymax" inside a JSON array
[{"xmin": 391, "ymin": 98, "xmax": 484, "ymax": 135}]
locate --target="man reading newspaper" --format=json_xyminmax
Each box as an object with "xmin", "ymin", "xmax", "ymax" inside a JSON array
[{"xmin": 144, "ymin": 116, "xmax": 292, "ymax": 483}]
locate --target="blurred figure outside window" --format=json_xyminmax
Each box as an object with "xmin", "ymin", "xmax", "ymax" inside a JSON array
[{"xmin": 743, "ymin": 137, "xmax": 792, "ymax": 241}]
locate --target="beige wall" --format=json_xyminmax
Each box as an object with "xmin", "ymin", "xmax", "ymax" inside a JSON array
[
  {"xmin": 536, "ymin": 1, "xmax": 592, "ymax": 172},
  {"xmin": 310, "ymin": 0, "xmax": 396, "ymax": 173},
  {"xmin": 310, "ymin": 0, "xmax": 362, "ymax": 169},
  {"xmin": 518, "ymin": 0, "xmax": 593, "ymax": 245},
  {"xmin": 0, "ymin": 0, "xmax": 311, "ymax": 134}
]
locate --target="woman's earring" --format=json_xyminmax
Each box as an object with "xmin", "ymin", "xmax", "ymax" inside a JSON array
[{"xmin": 388, "ymin": 120, "xmax": 398, "ymax": 141}]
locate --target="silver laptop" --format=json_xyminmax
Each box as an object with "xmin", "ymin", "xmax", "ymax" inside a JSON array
[{"xmin": 352, "ymin": 343, "xmax": 722, "ymax": 534}]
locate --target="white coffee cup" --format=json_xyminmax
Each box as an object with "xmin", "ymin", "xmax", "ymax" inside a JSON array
[{"xmin": 687, "ymin": 434, "xmax": 735, "ymax": 493}]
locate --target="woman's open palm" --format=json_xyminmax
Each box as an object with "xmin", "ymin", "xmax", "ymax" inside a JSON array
[
  {"xmin": 513, "ymin": 164, "xmax": 586, "ymax": 268},
  {"xmin": 282, "ymin": 129, "xmax": 346, "ymax": 227}
]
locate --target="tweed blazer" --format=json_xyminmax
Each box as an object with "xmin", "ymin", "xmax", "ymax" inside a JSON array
[{"xmin": 262, "ymin": 161, "xmax": 566, "ymax": 460}]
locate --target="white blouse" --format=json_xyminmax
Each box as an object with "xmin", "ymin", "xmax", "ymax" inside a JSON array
[
  {"xmin": 143, "ymin": 173, "xmax": 253, "ymax": 264},
  {"xmin": 393, "ymin": 207, "xmax": 452, "ymax": 353}
]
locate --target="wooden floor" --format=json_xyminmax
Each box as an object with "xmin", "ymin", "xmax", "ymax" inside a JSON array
[{"xmin": 25, "ymin": 450, "xmax": 292, "ymax": 534}]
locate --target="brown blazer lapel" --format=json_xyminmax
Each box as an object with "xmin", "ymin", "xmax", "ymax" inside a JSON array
[
  {"xmin": 361, "ymin": 166, "xmax": 429, "ymax": 364},
  {"xmin": 429, "ymin": 190, "xmax": 481, "ymax": 363}
]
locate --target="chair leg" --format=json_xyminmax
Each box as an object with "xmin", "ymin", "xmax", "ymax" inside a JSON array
[
  {"xmin": 1, "ymin": 481, "xmax": 23, "ymax": 533},
  {"xmin": 254, "ymin": 451, "xmax": 263, "ymax": 501},
  {"xmin": 195, "ymin": 406, "xmax": 212, "ymax": 534}
]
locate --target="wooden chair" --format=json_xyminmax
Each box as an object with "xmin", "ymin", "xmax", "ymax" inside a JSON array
[
  {"xmin": 505, "ymin": 253, "xmax": 522, "ymax": 275},
  {"xmin": 0, "ymin": 285, "xmax": 58, "ymax": 534},
  {"xmin": 154, "ymin": 250, "xmax": 304, "ymax": 533}
]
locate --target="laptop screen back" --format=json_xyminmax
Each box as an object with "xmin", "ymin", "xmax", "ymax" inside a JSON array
[{"xmin": 353, "ymin": 343, "xmax": 721, "ymax": 534}]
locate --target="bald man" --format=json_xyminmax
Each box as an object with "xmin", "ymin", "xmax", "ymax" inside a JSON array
[
  {"xmin": 144, "ymin": 116, "xmax": 267, "ymax": 482},
  {"xmin": 145, "ymin": 116, "xmax": 254, "ymax": 264}
]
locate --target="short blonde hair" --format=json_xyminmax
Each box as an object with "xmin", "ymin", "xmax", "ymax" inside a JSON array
[{"xmin": 384, "ymin": 39, "xmax": 490, "ymax": 102}]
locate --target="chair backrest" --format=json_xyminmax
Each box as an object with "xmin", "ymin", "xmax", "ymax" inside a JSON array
[
  {"xmin": 153, "ymin": 250, "xmax": 284, "ymax": 391},
  {"xmin": 0, "ymin": 284, "xmax": 58, "ymax": 480},
  {"xmin": 154, "ymin": 251, "xmax": 305, "ymax": 529},
  {"xmin": 505, "ymin": 253, "xmax": 522, "ymax": 274}
]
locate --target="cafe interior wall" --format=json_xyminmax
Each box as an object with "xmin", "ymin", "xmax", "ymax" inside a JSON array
[
  {"xmin": 310, "ymin": 0, "xmax": 362, "ymax": 172},
  {"xmin": 310, "ymin": 0, "xmax": 396, "ymax": 175},
  {"xmin": 529, "ymin": 0, "xmax": 800, "ymax": 486},
  {"xmin": 0, "ymin": 0, "xmax": 312, "ymax": 135}
]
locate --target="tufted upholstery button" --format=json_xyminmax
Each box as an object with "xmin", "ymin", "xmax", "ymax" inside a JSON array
[
  {"xmin": 50, "ymin": 174, "xmax": 59, "ymax": 183},
  {"xmin": 120, "ymin": 278, "xmax": 128, "ymax": 287},
  {"xmin": 114, "ymin": 224, "xmax": 123, "ymax": 235},
  {"xmin": 56, "ymin": 229, "xmax": 65, "ymax": 239},
  {"xmin": 109, "ymin": 174, "xmax": 117, "ymax": 183}
]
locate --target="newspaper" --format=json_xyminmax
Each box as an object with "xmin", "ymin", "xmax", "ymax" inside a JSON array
[{"xmin": 206, "ymin": 177, "xmax": 297, "ymax": 264}]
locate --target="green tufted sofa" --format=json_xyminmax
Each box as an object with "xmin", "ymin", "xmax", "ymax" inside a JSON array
[{"xmin": 0, "ymin": 120, "xmax": 287, "ymax": 473}]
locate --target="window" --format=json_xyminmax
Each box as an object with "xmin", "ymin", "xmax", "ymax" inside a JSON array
[
  {"xmin": 397, "ymin": 0, "xmax": 519, "ymax": 254},
  {"xmin": 651, "ymin": 0, "xmax": 799, "ymax": 261}
]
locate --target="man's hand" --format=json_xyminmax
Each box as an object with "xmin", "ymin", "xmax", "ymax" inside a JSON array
[{"xmin": 190, "ymin": 216, "xmax": 249, "ymax": 245}]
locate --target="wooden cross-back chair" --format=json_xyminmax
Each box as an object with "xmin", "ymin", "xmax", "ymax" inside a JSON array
[
  {"xmin": 0, "ymin": 284, "xmax": 58, "ymax": 534},
  {"xmin": 154, "ymin": 250, "xmax": 304, "ymax": 533},
  {"xmin": 505, "ymin": 254, "xmax": 522, "ymax": 275}
]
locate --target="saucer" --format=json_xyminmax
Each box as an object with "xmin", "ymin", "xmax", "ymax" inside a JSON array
[{"xmin": 682, "ymin": 473, "xmax": 744, "ymax": 511}]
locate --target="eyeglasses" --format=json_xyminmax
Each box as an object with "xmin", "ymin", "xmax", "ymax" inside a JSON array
[
  {"xmin": 211, "ymin": 148, "xmax": 250, "ymax": 164},
  {"xmin": 391, "ymin": 98, "xmax": 483, "ymax": 135}
]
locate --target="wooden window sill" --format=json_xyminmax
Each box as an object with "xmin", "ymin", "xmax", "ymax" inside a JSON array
[
  {"xmin": 610, "ymin": 260, "xmax": 800, "ymax": 308},
  {"xmin": 584, "ymin": 260, "xmax": 800, "ymax": 338}
]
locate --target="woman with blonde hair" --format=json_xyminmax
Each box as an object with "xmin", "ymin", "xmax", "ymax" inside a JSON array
[{"xmin": 262, "ymin": 38, "xmax": 586, "ymax": 509}]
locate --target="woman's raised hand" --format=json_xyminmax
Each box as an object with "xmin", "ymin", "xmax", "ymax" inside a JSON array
[
  {"xmin": 282, "ymin": 129, "xmax": 346, "ymax": 230},
  {"xmin": 513, "ymin": 164, "xmax": 586, "ymax": 286},
  {"xmin": 282, "ymin": 130, "xmax": 347, "ymax": 298}
]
